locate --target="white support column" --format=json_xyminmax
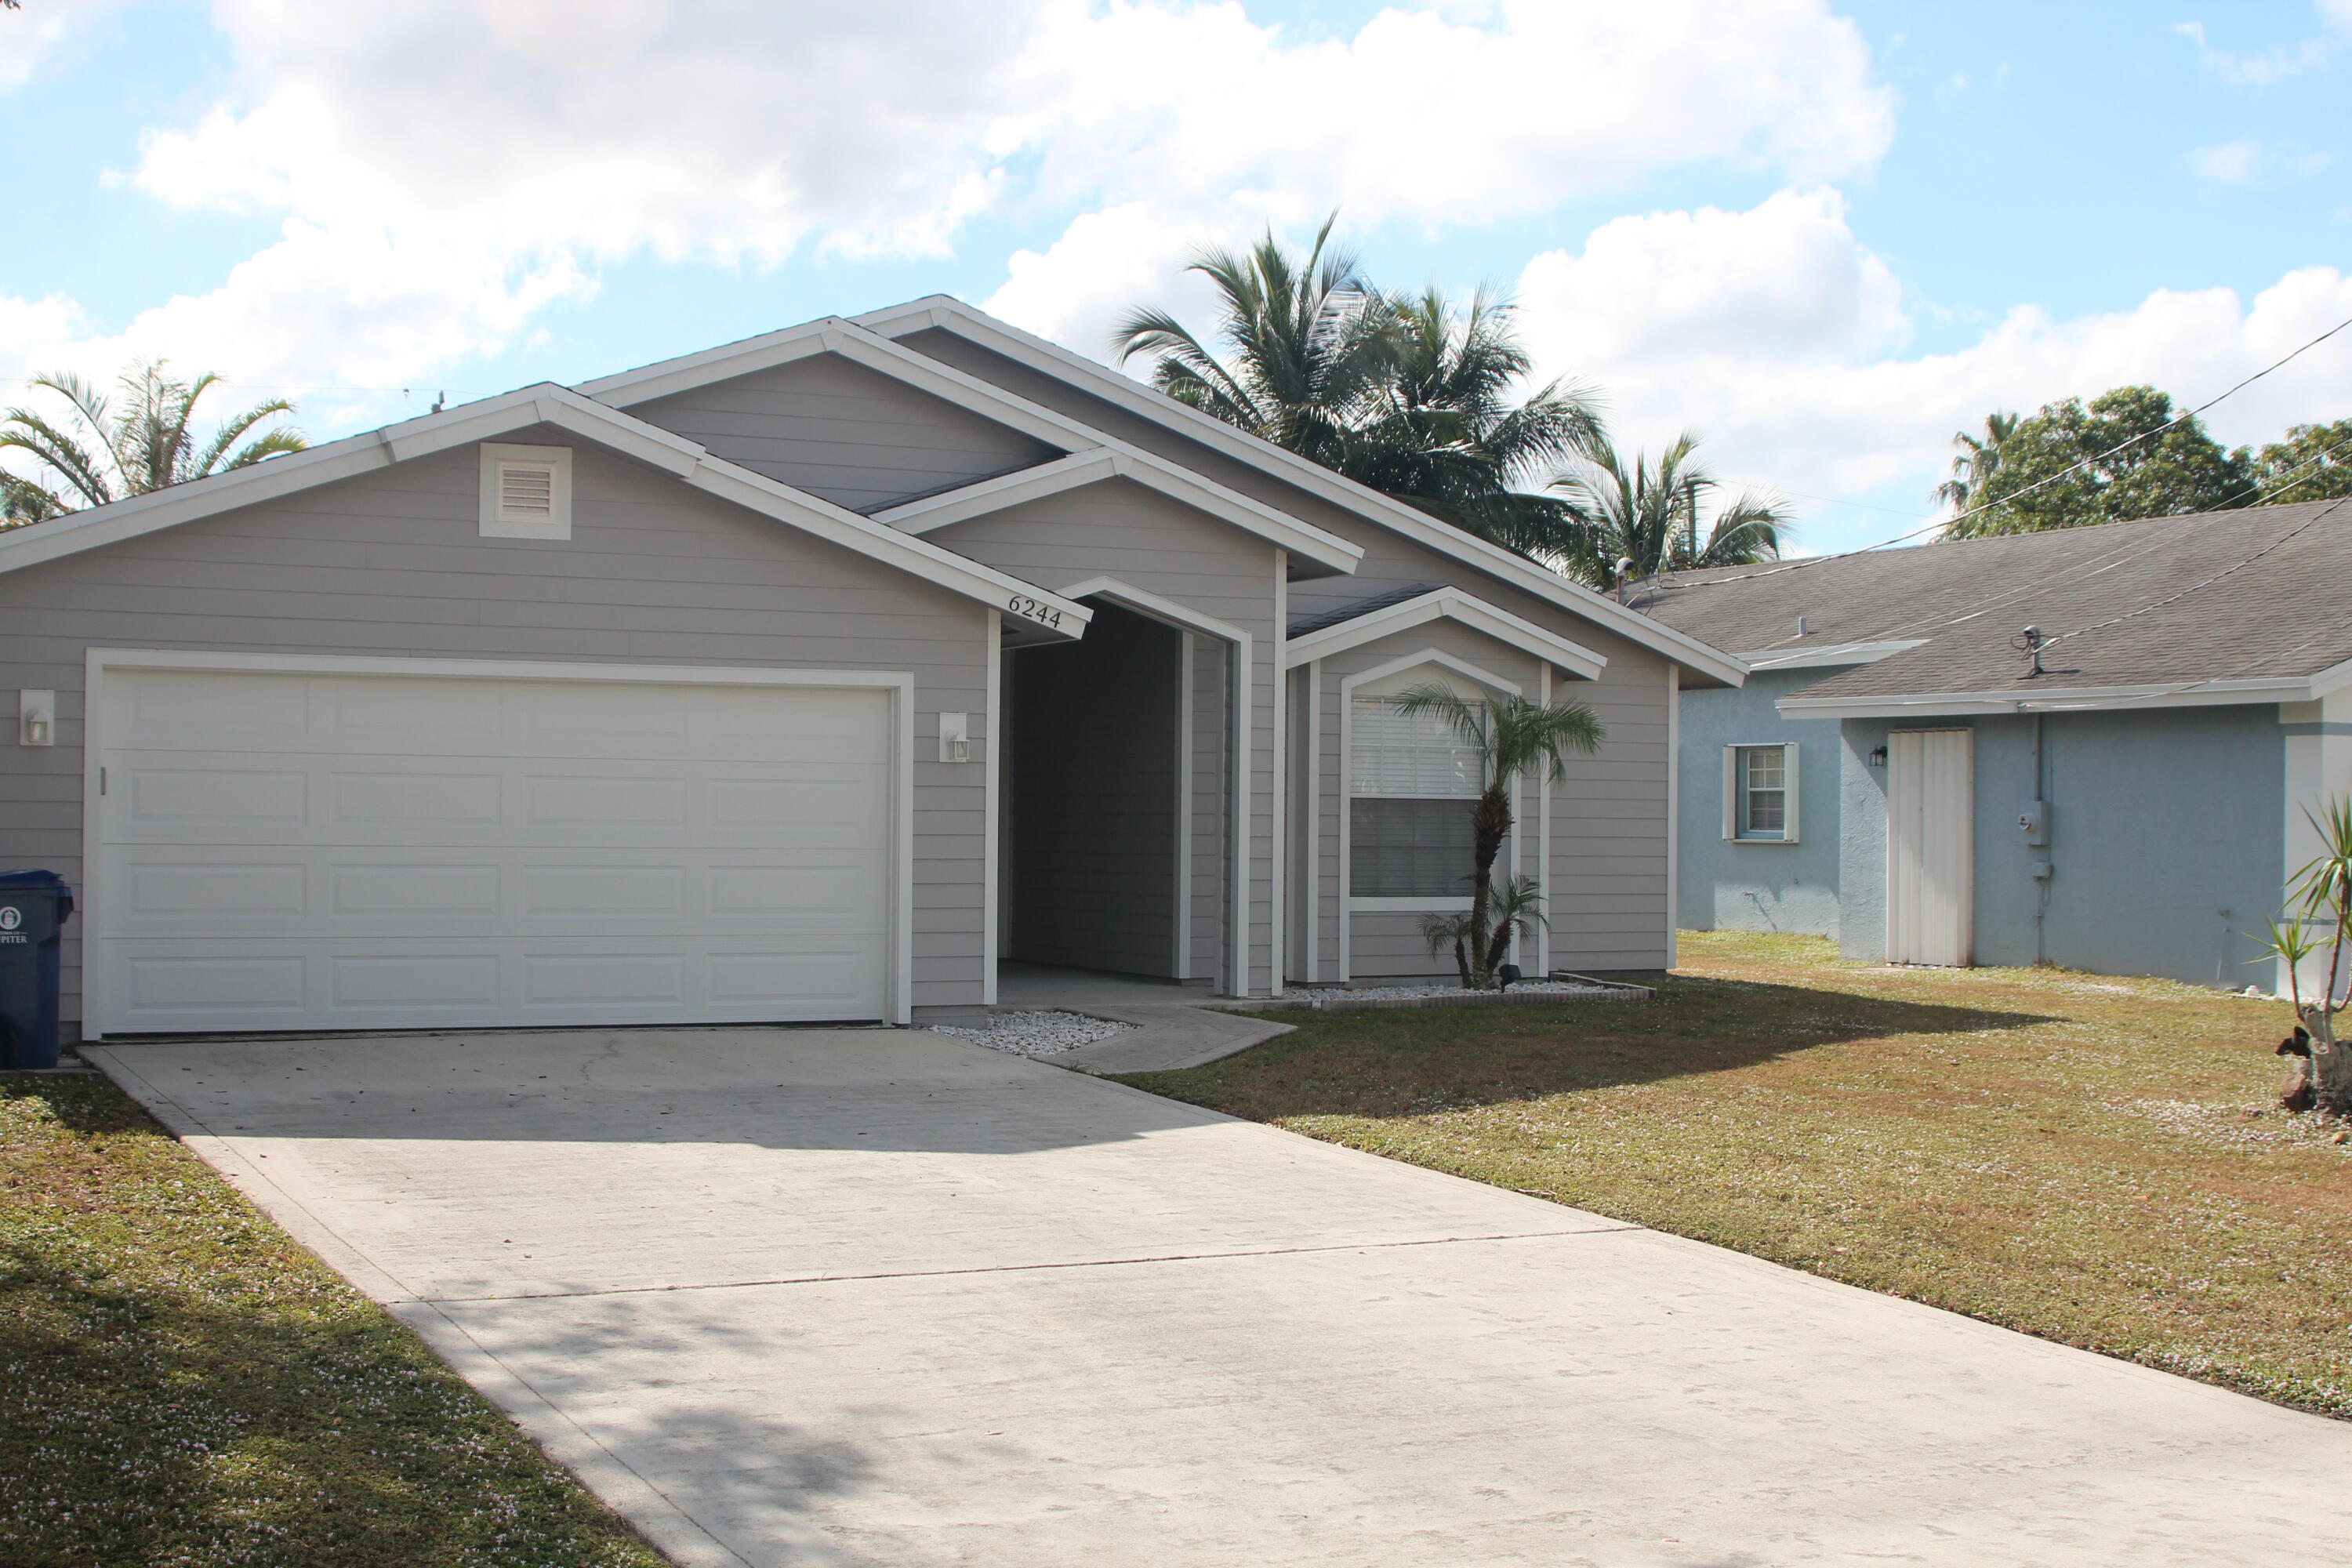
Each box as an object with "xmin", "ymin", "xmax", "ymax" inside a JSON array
[
  {"xmin": 982, "ymin": 609, "xmax": 1002, "ymax": 1004},
  {"xmin": 1269, "ymin": 550, "xmax": 1287, "ymax": 996},
  {"xmin": 1537, "ymin": 662, "xmax": 1553, "ymax": 977},
  {"xmin": 1231, "ymin": 635, "xmax": 1253, "ymax": 997},
  {"xmin": 1666, "ymin": 663, "xmax": 1680, "ymax": 970},
  {"xmin": 1303, "ymin": 659, "xmax": 1322, "ymax": 983},
  {"xmin": 1174, "ymin": 632, "xmax": 1196, "ymax": 982}
]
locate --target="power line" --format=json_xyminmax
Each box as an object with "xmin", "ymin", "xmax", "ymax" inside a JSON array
[
  {"xmin": 2039, "ymin": 494, "xmax": 2352, "ymax": 650},
  {"xmin": 1643, "ymin": 307, "xmax": 2352, "ymax": 596}
]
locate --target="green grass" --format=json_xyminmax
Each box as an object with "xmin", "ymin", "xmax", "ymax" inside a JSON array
[
  {"xmin": 1124, "ymin": 931, "xmax": 2352, "ymax": 1420},
  {"xmin": 0, "ymin": 1073, "xmax": 664, "ymax": 1568}
]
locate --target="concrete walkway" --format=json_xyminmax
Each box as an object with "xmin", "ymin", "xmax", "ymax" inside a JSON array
[
  {"xmin": 989, "ymin": 961, "xmax": 1295, "ymax": 1073},
  {"xmin": 88, "ymin": 1028, "xmax": 2348, "ymax": 1568}
]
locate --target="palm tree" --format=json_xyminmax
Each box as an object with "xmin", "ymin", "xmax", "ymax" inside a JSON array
[
  {"xmin": 1111, "ymin": 221, "xmax": 1603, "ymax": 556},
  {"xmin": 1346, "ymin": 285, "xmax": 1605, "ymax": 554},
  {"xmin": 1109, "ymin": 216, "xmax": 1390, "ymax": 474},
  {"xmin": 1935, "ymin": 410, "xmax": 2020, "ymax": 522},
  {"xmin": 1545, "ymin": 432, "xmax": 1789, "ymax": 589},
  {"xmin": 1390, "ymin": 684, "xmax": 1606, "ymax": 989},
  {"xmin": 1, "ymin": 361, "xmax": 306, "ymax": 526}
]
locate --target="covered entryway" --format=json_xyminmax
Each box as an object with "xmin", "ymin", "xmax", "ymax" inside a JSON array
[
  {"xmin": 1000, "ymin": 599, "xmax": 1203, "ymax": 982},
  {"xmin": 85, "ymin": 655, "xmax": 902, "ymax": 1035},
  {"xmin": 1886, "ymin": 727, "xmax": 1974, "ymax": 966}
]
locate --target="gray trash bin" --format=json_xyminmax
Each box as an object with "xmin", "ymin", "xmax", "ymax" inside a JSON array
[{"xmin": 0, "ymin": 869, "xmax": 74, "ymax": 1070}]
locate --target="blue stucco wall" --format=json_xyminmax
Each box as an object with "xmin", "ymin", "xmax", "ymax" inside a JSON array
[
  {"xmin": 1676, "ymin": 669, "xmax": 1847, "ymax": 936},
  {"xmin": 1837, "ymin": 706, "xmax": 2283, "ymax": 987}
]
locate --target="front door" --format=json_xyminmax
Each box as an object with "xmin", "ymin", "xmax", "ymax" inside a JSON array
[{"xmin": 1886, "ymin": 728, "xmax": 1973, "ymax": 966}]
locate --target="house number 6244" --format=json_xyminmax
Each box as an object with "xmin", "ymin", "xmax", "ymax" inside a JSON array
[{"xmin": 1007, "ymin": 594, "xmax": 1064, "ymax": 630}]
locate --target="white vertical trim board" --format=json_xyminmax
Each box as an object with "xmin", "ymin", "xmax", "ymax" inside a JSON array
[
  {"xmin": 1337, "ymin": 675, "xmax": 1353, "ymax": 983},
  {"xmin": 982, "ymin": 610, "xmax": 1002, "ymax": 1006},
  {"xmin": 1664, "ymin": 665, "xmax": 1678, "ymax": 969},
  {"xmin": 1232, "ymin": 634, "xmax": 1253, "ymax": 997},
  {"xmin": 1174, "ymin": 633, "xmax": 1195, "ymax": 980},
  {"xmin": 1270, "ymin": 550, "xmax": 1287, "ymax": 996},
  {"xmin": 1303, "ymin": 659, "xmax": 1322, "ymax": 983}
]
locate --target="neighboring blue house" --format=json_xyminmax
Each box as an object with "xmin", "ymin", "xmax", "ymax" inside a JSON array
[{"xmin": 1634, "ymin": 499, "xmax": 2352, "ymax": 991}]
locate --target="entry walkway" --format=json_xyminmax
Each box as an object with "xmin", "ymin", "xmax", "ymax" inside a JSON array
[
  {"xmin": 991, "ymin": 961, "xmax": 1295, "ymax": 1071},
  {"xmin": 88, "ymin": 1028, "xmax": 2346, "ymax": 1567}
]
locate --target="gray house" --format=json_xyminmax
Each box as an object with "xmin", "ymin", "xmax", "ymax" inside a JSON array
[
  {"xmin": 0, "ymin": 297, "xmax": 1743, "ymax": 1043},
  {"xmin": 1637, "ymin": 499, "xmax": 2352, "ymax": 991}
]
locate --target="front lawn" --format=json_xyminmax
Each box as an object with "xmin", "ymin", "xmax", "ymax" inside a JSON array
[
  {"xmin": 1125, "ymin": 931, "xmax": 2352, "ymax": 1420},
  {"xmin": 0, "ymin": 1073, "xmax": 664, "ymax": 1568}
]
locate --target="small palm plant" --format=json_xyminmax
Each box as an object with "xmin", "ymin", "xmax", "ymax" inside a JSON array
[
  {"xmin": 2257, "ymin": 797, "xmax": 2352, "ymax": 1117},
  {"xmin": 1390, "ymin": 684, "xmax": 1606, "ymax": 989},
  {"xmin": 1, "ymin": 361, "xmax": 306, "ymax": 525}
]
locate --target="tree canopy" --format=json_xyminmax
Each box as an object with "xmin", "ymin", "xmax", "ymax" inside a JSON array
[
  {"xmin": 2, "ymin": 361, "xmax": 307, "ymax": 526},
  {"xmin": 1940, "ymin": 386, "xmax": 2254, "ymax": 538},
  {"xmin": 1544, "ymin": 432, "xmax": 1790, "ymax": 586},
  {"xmin": 2238, "ymin": 419, "xmax": 2352, "ymax": 506}
]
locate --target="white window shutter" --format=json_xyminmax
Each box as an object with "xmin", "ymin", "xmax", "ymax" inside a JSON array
[
  {"xmin": 1722, "ymin": 746, "xmax": 1738, "ymax": 840},
  {"xmin": 1782, "ymin": 742, "xmax": 1800, "ymax": 844},
  {"xmin": 479, "ymin": 443, "xmax": 573, "ymax": 539}
]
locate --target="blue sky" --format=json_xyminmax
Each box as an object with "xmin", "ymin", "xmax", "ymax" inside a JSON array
[{"xmin": 5, "ymin": 0, "xmax": 2349, "ymax": 554}]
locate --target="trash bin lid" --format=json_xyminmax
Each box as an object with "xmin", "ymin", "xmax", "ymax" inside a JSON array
[{"xmin": 0, "ymin": 869, "xmax": 71, "ymax": 894}]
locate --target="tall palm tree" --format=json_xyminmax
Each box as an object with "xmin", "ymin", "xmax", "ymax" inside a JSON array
[
  {"xmin": 1109, "ymin": 216, "xmax": 1391, "ymax": 474},
  {"xmin": 1111, "ymin": 221, "xmax": 1602, "ymax": 556},
  {"xmin": 1347, "ymin": 285, "xmax": 1605, "ymax": 554},
  {"xmin": 1391, "ymin": 684, "xmax": 1606, "ymax": 989},
  {"xmin": 1, "ymin": 361, "xmax": 306, "ymax": 526},
  {"xmin": 1545, "ymin": 432, "xmax": 1789, "ymax": 589},
  {"xmin": 1935, "ymin": 410, "xmax": 2020, "ymax": 521}
]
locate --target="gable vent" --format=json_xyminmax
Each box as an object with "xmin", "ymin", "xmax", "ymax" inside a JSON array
[{"xmin": 478, "ymin": 442, "xmax": 573, "ymax": 539}]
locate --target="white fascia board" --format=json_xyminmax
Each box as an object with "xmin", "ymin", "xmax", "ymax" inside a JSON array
[
  {"xmin": 0, "ymin": 380, "xmax": 1093, "ymax": 636},
  {"xmin": 1741, "ymin": 639, "xmax": 1927, "ymax": 671},
  {"xmin": 1777, "ymin": 675, "xmax": 2317, "ymax": 720},
  {"xmin": 855, "ymin": 294, "xmax": 1751, "ymax": 687},
  {"xmin": 1282, "ymin": 587, "xmax": 1606, "ymax": 681},
  {"xmin": 2303, "ymin": 654, "xmax": 2352, "ymax": 701},
  {"xmin": 873, "ymin": 450, "xmax": 1121, "ymax": 532},
  {"xmin": 1338, "ymin": 646, "xmax": 1524, "ymax": 698}
]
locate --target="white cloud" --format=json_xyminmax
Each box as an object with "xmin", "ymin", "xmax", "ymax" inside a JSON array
[
  {"xmin": 2187, "ymin": 140, "xmax": 2263, "ymax": 183},
  {"xmin": 3, "ymin": 0, "xmax": 1893, "ymax": 412},
  {"xmin": 1512, "ymin": 189, "xmax": 2352, "ymax": 547},
  {"xmin": 2174, "ymin": 4, "xmax": 2352, "ymax": 85},
  {"xmin": 0, "ymin": 0, "xmax": 115, "ymax": 89}
]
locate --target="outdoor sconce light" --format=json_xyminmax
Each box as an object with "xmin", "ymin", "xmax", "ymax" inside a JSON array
[
  {"xmin": 1867, "ymin": 745, "xmax": 1888, "ymax": 768},
  {"xmin": 17, "ymin": 689, "xmax": 54, "ymax": 747},
  {"xmin": 938, "ymin": 711, "xmax": 971, "ymax": 763}
]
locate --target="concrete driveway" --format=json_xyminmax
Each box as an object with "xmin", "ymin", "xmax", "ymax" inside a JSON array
[{"xmin": 89, "ymin": 1028, "xmax": 2347, "ymax": 1568}]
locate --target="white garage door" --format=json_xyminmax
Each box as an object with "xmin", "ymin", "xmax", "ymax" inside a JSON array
[{"xmin": 89, "ymin": 662, "xmax": 897, "ymax": 1036}]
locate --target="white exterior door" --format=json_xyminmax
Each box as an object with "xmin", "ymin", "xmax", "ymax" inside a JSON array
[
  {"xmin": 1886, "ymin": 728, "xmax": 1973, "ymax": 967},
  {"xmin": 89, "ymin": 660, "xmax": 898, "ymax": 1035}
]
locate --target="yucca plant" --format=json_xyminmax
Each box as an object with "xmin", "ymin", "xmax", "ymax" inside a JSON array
[
  {"xmin": 1392, "ymin": 684, "xmax": 1605, "ymax": 989},
  {"xmin": 2255, "ymin": 797, "xmax": 2352, "ymax": 1116}
]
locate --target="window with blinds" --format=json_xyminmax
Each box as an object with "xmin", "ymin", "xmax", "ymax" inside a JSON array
[{"xmin": 1349, "ymin": 693, "xmax": 1483, "ymax": 898}]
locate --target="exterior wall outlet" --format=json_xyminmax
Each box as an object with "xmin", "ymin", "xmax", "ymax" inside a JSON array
[
  {"xmin": 2018, "ymin": 800, "xmax": 2049, "ymax": 845},
  {"xmin": 17, "ymin": 689, "xmax": 54, "ymax": 747},
  {"xmin": 938, "ymin": 711, "xmax": 971, "ymax": 763},
  {"xmin": 2031, "ymin": 858, "xmax": 2054, "ymax": 881}
]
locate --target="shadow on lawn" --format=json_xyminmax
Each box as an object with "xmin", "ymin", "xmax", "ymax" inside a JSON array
[{"xmin": 1127, "ymin": 973, "xmax": 2059, "ymax": 1118}]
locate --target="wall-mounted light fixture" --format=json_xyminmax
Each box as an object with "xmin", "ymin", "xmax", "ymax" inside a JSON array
[
  {"xmin": 18, "ymin": 689, "xmax": 54, "ymax": 747},
  {"xmin": 1867, "ymin": 744, "xmax": 1887, "ymax": 768},
  {"xmin": 938, "ymin": 711, "xmax": 971, "ymax": 764}
]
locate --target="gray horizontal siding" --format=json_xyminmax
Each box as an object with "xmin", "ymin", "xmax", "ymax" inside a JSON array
[
  {"xmin": 0, "ymin": 430, "xmax": 996, "ymax": 1029},
  {"xmin": 631, "ymin": 353, "xmax": 1058, "ymax": 514}
]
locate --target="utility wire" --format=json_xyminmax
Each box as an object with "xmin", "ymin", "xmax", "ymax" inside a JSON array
[
  {"xmin": 2038, "ymin": 494, "xmax": 2352, "ymax": 649},
  {"xmin": 1642, "ymin": 307, "xmax": 2352, "ymax": 596}
]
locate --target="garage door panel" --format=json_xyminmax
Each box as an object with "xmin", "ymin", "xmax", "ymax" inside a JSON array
[{"xmin": 93, "ymin": 666, "xmax": 898, "ymax": 1033}]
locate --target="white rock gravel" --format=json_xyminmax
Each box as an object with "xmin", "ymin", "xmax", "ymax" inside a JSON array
[
  {"xmin": 930, "ymin": 1009, "xmax": 1135, "ymax": 1058},
  {"xmin": 1283, "ymin": 981, "xmax": 1613, "ymax": 1002}
]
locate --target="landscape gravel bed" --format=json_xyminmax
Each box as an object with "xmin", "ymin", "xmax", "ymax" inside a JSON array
[
  {"xmin": 930, "ymin": 1010, "xmax": 1135, "ymax": 1058},
  {"xmin": 1283, "ymin": 981, "xmax": 1613, "ymax": 1003}
]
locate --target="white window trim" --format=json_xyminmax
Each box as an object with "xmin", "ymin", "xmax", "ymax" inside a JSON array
[
  {"xmin": 479, "ymin": 442, "xmax": 573, "ymax": 539},
  {"xmin": 1722, "ymin": 741, "xmax": 1799, "ymax": 844},
  {"xmin": 82, "ymin": 648, "xmax": 918, "ymax": 1035},
  {"xmin": 1341, "ymin": 662, "xmax": 1503, "ymax": 906}
]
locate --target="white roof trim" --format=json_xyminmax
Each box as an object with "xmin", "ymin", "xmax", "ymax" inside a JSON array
[
  {"xmin": 1283, "ymin": 586, "xmax": 1606, "ymax": 681},
  {"xmin": 1778, "ymin": 675, "xmax": 2316, "ymax": 720},
  {"xmin": 877, "ymin": 445, "xmax": 1363, "ymax": 574},
  {"xmin": 1056, "ymin": 576, "xmax": 1249, "ymax": 644},
  {"xmin": 854, "ymin": 294, "xmax": 1750, "ymax": 687},
  {"xmin": 0, "ymin": 382, "xmax": 1093, "ymax": 637},
  {"xmin": 588, "ymin": 317, "xmax": 1360, "ymax": 576},
  {"xmin": 1741, "ymin": 639, "xmax": 1927, "ymax": 671},
  {"xmin": 1338, "ymin": 647, "xmax": 1524, "ymax": 699}
]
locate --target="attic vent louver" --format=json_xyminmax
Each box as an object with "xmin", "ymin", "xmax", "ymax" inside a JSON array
[{"xmin": 479, "ymin": 442, "xmax": 573, "ymax": 539}]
